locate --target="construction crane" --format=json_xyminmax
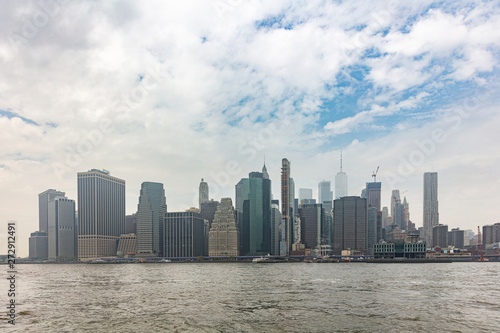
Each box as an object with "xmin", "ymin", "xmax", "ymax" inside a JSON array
[
  {"xmin": 372, "ymin": 166, "xmax": 379, "ymax": 182},
  {"xmin": 477, "ymin": 226, "xmax": 484, "ymax": 262}
]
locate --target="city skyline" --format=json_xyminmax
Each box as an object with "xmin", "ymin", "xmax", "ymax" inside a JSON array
[{"xmin": 1, "ymin": 1, "xmax": 500, "ymax": 257}]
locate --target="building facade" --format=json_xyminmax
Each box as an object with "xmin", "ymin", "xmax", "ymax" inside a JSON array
[
  {"xmin": 136, "ymin": 182, "xmax": 167, "ymax": 257},
  {"xmin": 163, "ymin": 211, "xmax": 205, "ymax": 258},
  {"xmin": 208, "ymin": 198, "xmax": 239, "ymax": 257},
  {"xmin": 281, "ymin": 158, "xmax": 292, "ymax": 253},
  {"xmin": 48, "ymin": 196, "xmax": 76, "ymax": 260},
  {"xmin": 299, "ymin": 203, "xmax": 324, "ymax": 250},
  {"xmin": 333, "ymin": 196, "xmax": 368, "ymax": 254},
  {"xmin": 423, "ymin": 172, "xmax": 439, "ymax": 248},
  {"xmin": 366, "ymin": 182, "xmax": 381, "ymax": 211},
  {"xmin": 432, "ymin": 224, "xmax": 448, "ymax": 248},
  {"xmin": 29, "ymin": 231, "xmax": 48, "ymax": 259},
  {"xmin": 199, "ymin": 178, "xmax": 209, "ymax": 209},
  {"xmin": 77, "ymin": 169, "xmax": 125, "ymax": 261},
  {"xmin": 39, "ymin": 189, "xmax": 65, "ymax": 232}
]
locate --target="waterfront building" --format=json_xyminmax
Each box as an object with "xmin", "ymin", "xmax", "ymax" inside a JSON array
[
  {"xmin": 48, "ymin": 196, "xmax": 76, "ymax": 260},
  {"xmin": 77, "ymin": 169, "xmax": 125, "ymax": 261},
  {"xmin": 208, "ymin": 198, "xmax": 239, "ymax": 257},
  {"xmin": 432, "ymin": 224, "xmax": 448, "ymax": 248},
  {"xmin": 299, "ymin": 203, "xmax": 324, "ymax": 250},
  {"xmin": 335, "ymin": 151, "xmax": 348, "ymax": 199},
  {"xmin": 271, "ymin": 202, "xmax": 282, "ymax": 255},
  {"xmin": 29, "ymin": 231, "xmax": 48, "ymax": 259},
  {"xmin": 373, "ymin": 240, "xmax": 426, "ymax": 259},
  {"xmin": 299, "ymin": 188, "xmax": 313, "ymax": 203},
  {"xmin": 423, "ymin": 172, "xmax": 439, "ymax": 247},
  {"xmin": 333, "ymin": 196, "xmax": 368, "ymax": 255},
  {"xmin": 117, "ymin": 233, "xmax": 137, "ymax": 257},
  {"xmin": 39, "ymin": 189, "xmax": 66, "ymax": 232},
  {"xmin": 281, "ymin": 158, "xmax": 293, "ymax": 253},
  {"xmin": 136, "ymin": 182, "xmax": 167, "ymax": 257},
  {"xmin": 163, "ymin": 211, "xmax": 205, "ymax": 257},
  {"xmin": 237, "ymin": 170, "xmax": 272, "ymax": 256},
  {"xmin": 448, "ymin": 228, "xmax": 465, "ymax": 249},
  {"xmin": 366, "ymin": 182, "xmax": 381, "ymax": 211},
  {"xmin": 125, "ymin": 214, "xmax": 137, "ymax": 234},
  {"xmin": 199, "ymin": 178, "xmax": 209, "ymax": 209}
]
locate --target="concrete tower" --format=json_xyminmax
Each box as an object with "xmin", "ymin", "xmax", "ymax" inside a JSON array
[
  {"xmin": 199, "ymin": 178, "xmax": 209, "ymax": 209},
  {"xmin": 423, "ymin": 172, "xmax": 439, "ymax": 248}
]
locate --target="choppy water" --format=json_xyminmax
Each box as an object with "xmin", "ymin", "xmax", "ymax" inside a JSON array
[{"xmin": 1, "ymin": 262, "xmax": 500, "ymax": 332}]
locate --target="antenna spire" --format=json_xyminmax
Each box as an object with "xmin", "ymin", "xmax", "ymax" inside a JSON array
[{"xmin": 340, "ymin": 151, "xmax": 343, "ymax": 172}]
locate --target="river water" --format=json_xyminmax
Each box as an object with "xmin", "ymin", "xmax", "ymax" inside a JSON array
[{"xmin": 1, "ymin": 262, "xmax": 499, "ymax": 332}]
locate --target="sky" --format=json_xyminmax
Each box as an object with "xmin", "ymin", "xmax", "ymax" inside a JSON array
[{"xmin": 1, "ymin": 0, "xmax": 499, "ymax": 257}]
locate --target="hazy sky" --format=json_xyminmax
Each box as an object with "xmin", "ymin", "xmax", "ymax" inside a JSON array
[{"xmin": 1, "ymin": 1, "xmax": 499, "ymax": 257}]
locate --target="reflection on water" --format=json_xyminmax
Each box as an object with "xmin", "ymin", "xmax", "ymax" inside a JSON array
[{"xmin": 1, "ymin": 263, "xmax": 500, "ymax": 332}]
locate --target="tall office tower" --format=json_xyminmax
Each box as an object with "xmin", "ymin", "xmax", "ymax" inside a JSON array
[
  {"xmin": 299, "ymin": 188, "xmax": 313, "ymax": 204},
  {"xmin": 29, "ymin": 231, "xmax": 48, "ymax": 259},
  {"xmin": 394, "ymin": 201, "xmax": 404, "ymax": 230},
  {"xmin": 136, "ymin": 182, "xmax": 167, "ymax": 257},
  {"xmin": 432, "ymin": 224, "xmax": 448, "ymax": 248},
  {"xmin": 77, "ymin": 169, "xmax": 125, "ymax": 261},
  {"xmin": 270, "ymin": 201, "xmax": 282, "ymax": 255},
  {"xmin": 381, "ymin": 207, "xmax": 388, "ymax": 229},
  {"xmin": 208, "ymin": 198, "xmax": 239, "ymax": 257},
  {"xmin": 391, "ymin": 190, "xmax": 400, "ymax": 219},
  {"xmin": 318, "ymin": 181, "xmax": 332, "ymax": 208},
  {"xmin": 494, "ymin": 222, "xmax": 500, "ymax": 243},
  {"xmin": 335, "ymin": 151, "xmax": 348, "ymax": 199},
  {"xmin": 299, "ymin": 203, "xmax": 324, "ymax": 250},
  {"xmin": 448, "ymin": 228, "xmax": 464, "ymax": 249},
  {"xmin": 423, "ymin": 172, "xmax": 439, "ymax": 248},
  {"xmin": 290, "ymin": 178, "xmax": 297, "ymax": 217},
  {"xmin": 200, "ymin": 200, "xmax": 219, "ymax": 228},
  {"xmin": 39, "ymin": 189, "xmax": 66, "ymax": 232},
  {"xmin": 199, "ymin": 178, "xmax": 209, "ymax": 209},
  {"xmin": 463, "ymin": 229, "xmax": 474, "ymax": 246},
  {"xmin": 483, "ymin": 225, "xmax": 494, "ymax": 246},
  {"xmin": 237, "ymin": 171, "xmax": 272, "ymax": 256},
  {"xmin": 262, "ymin": 163, "xmax": 269, "ymax": 180},
  {"xmin": 403, "ymin": 197, "xmax": 410, "ymax": 230},
  {"xmin": 163, "ymin": 211, "xmax": 205, "ymax": 257},
  {"xmin": 281, "ymin": 158, "xmax": 293, "ymax": 253},
  {"xmin": 48, "ymin": 196, "xmax": 76, "ymax": 260},
  {"xmin": 125, "ymin": 214, "xmax": 137, "ymax": 234},
  {"xmin": 367, "ymin": 207, "xmax": 378, "ymax": 255},
  {"xmin": 366, "ymin": 182, "xmax": 381, "ymax": 211},
  {"xmin": 333, "ymin": 196, "xmax": 368, "ymax": 255}
]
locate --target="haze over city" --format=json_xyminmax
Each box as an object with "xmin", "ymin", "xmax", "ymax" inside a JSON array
[{"xmin": 1, "ymin": 1, "xmax": 499, "ymax": 257}]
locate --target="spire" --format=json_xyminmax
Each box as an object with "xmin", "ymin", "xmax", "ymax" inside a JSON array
[
  {"xmin": 340, "ymin": 151, "xmax": 343, "ymax": 172},
  {"xmin": 262, "ymin": 158, "xmax": 269, "ymax": 179}
]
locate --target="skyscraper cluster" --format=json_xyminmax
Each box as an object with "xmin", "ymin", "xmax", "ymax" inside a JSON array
[{"xmin": 29, "ymin": 157, "xmax": 491, "ymax": 261}]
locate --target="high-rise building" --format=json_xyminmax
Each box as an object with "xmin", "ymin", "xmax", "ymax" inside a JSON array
[
  {"xmin": 200, "ymin": 200, "xmax": 219, "ymax": 227},
  {"xmin": 483, "ymin": 225, "xmax": 494, "ymax": 246},
  {"xmin": 432, "ymin": 224, "xmax": 448, "ymax": 248},
  {"xmin": 48, "ymin": 196, "xmax": 76, "ymax": 260},
  {"xmin": 39, "ymin": 189, "xmax": 66, "ymax": 232},
  {"xmin": 281, "ymin": 158, "xmax": 292, "ymax": 253},
  {"xmin": 299, "ymin": 203, "xmax": 324, "ymax": 250},
  {"xmin": 333, "ymin": 196, "xmax": 368, "ymax": 254},
  {"xmin": 391, "ymin": 190, "xmax": 400, "ymax": 219},
  {"xmin": 163, "ymin": 211, "xmax": 205, "ymax": 257},
  {"xmin": 290, "ymin": 178, "xmax": 297, "ymax": 218},
  {"xmin": 448, "ymin": 228, "xmax": 464, "ymax": 249},
  {"xmin": 366, "ymin": 182, "xmax": 381, "ymax": 211},
  {"xmin": 423, "ymin": 172, "xmax": 439, "ymax": 247},
  {"xmin": 237, "ymin": 171, "xmax": 272, "ymax": 256},
  {"xmin": 381, "ymin": 207, "xmax": 388, "ymax": 229},
  {"xmin": 77, "ymin": 169, "xmax": 125, "ymax": 261},
  {"xmin": 262, "ymin": 163, "xmax": 269, "ymax": 180},
  {"xmin": 335, "ymin": 151, "xmax": 348, "ymax": 199},
  {"xmin": 403, "ymin": 197, "xmax": 411, "ymax": 230},
  {"xmin": 125, "ymin": 214, "xmax": 137, "ymax": 234},
  {"xmin": 270, "ymin": 201, "xmax": 281, "ymax": 255},
  {"xmin": 199, "ymin": 178, "xmax": 209, "ymax": 209},
  {"xmin": 367, "ymin": 207, "xmax": 378, "ymax": 255},
  {"xmin": 29, "ymin": 231, "xmax": 48, "ymax": 259},
  {"xmin": 318, "ymin": 181, "xmax": 333, "ymax": 209},
  {"xmin": 136, "ymin": 182, "xmax": 167, "ymax": 257},
  {"xmin": 299, "ymin": 188, "xmax": 313, "ymax": 203},
  {"xmin": 117, "ymin": 233, "xmax": 137, "ymax": 257},
  {"xmin": 208, "ymin": 198, "xmax": 239, "ymax": 257},
  {"xmin": 393, "ymin": 201, "xmax": 404, "ymax": 231}
]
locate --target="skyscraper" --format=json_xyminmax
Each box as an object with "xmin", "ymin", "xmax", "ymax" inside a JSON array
[
  {"xmin": 208, "ymin": 198, "xmax": 239, "ymax": 257},
  {"xmin": 367, "ymin": 207, "xmax": 378, "ymax": 255},
  {"xmin": 281, "ymin": 158, "xmax": 292, "ymax": 253},
  {"xmin": 423, "ymin": 172, "xmax": 439, "ymax": 247},
  {"xmin": 270, "ymin": 200, "xmax": 282, "ymax": 255},
  {"xmin": 163, "ymin": 211, "xmax": 205, "ymax": 257},
  {"xmin": 366, "ymin": 182, "xmax": 381, "ymax": 211},
  {"xmin": 299, "ymin": 203, "xmax": 324, "ymax": 250},
  {"xmin": 48, "ymin": 196, "xmax": 76, "ymax": 260},
  {"xmin": 77, "ymin": 169, "xmax": 125, "ymax": 261},
  {"xmin": 333, "ymin": 196, "xmax": 368, "ymax": 254},
  {"xmin": 403, "ymin": 197, "xmax": 411, "ymax": 230},
  {"xmin": 381, "ymin": 207, "xmax": 388, "ymax": 229},
  {"xmin": 318, "ymin": 181, "xmax": 333, "ymax": 208},
  {"xmin": 199, "ymin": 178, "xmax": 209, "ymax": 208},
  {"xmin": 391, "ymin": 189, "xmax": 400, "ymax": 219},
  {"xmin": 335, "ymin": 151, "xmax": 348, "ymax": 199},
  {"xmin": 136, "ymin": 182, "xmax": 167, "ymax": 257},
  {"xmin": 39, "ymin": 189, "xmax": 65, "ymax": 232},
  {"xmin": 432, "ymin": 224, "xmax": 448, "ymax": 248},
  {"xmin": 237, "ymin": 171, "xmax": 272, "ymax": 256},
  {"xmin": 299, "ymin": 188, "xmax": 313, "ymax": 204}
]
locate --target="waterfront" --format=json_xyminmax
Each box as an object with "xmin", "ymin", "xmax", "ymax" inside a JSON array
[{"xmin": 1, "ymin": 263, "xmax": 500, "ymax": 332}]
